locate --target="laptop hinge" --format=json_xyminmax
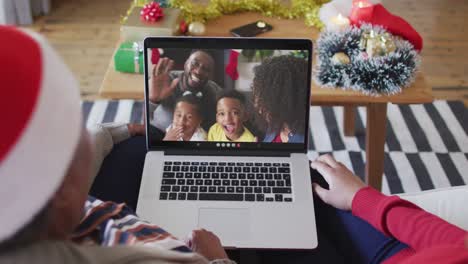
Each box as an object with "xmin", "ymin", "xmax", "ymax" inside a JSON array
[{"xmin": 164, "ymin": 149, "xmax": 291, "ymax": 157}]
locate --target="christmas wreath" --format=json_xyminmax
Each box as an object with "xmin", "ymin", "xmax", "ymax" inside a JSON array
[{"xmin": 314, "ymin": 24, "xmax": 421, "ymax": 95}]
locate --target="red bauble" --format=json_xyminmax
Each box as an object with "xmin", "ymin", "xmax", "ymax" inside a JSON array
[{"xmin": 140, "ymin": 2, "xmax": 164, "ymax": 23}]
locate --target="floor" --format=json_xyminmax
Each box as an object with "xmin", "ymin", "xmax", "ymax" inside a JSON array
[{"xmin": 26, "ymin": 0, "xmax": 468, "ymax": 106}]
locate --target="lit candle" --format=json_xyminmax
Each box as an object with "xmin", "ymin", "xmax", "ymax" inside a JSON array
[
  {"xmin": 356, "ymin": 1, "xmax": 372, "ymax": 8},
  {"xmin": 350, "ymin": 0, "xmax": 374, "ymax": 25},
  {"xmin": 328, "ymin": 13, "xmax": 350, "ymax": 31},
  {"xmin": 353, "ymin": 0, "xmax": 372, "ymax": 8}
]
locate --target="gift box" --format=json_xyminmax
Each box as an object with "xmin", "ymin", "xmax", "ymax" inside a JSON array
[
  {"xmin": 114, "ymin": 42, "xmax": 144, "ymax": 74},
  {"xmin": 121, "ymin": 7, "xmax": 181, "ymax": 42}
]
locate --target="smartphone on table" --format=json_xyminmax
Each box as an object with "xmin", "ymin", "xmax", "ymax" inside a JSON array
[{"xmin": 230, "ymin": 20, "xmax": 273, "ymax": 37}]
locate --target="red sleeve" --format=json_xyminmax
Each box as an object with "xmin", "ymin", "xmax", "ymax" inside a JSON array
[{"xmin": 351, "ymin": 187, "xmax": 467, "ymax": 251}]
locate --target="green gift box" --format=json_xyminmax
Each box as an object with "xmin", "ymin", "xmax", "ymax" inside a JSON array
[{"xmin": 114, "ymin": 42, "xmax": 144, "ymax": 74}]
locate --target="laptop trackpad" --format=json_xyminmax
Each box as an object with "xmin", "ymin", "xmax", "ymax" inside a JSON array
[{"xmin": 198, "ymin": 208, "xmax": 251, "ymax": 241}]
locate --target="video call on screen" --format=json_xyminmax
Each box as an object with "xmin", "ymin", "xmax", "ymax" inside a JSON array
[{"xmin": 146, "ymin": 48, "xmax": 309, "ymax": 145}]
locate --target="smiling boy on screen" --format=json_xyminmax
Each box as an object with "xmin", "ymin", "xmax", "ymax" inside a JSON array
[{"xmin": 208, "ymin": 90, "xmax": 256, "ymax": 142}]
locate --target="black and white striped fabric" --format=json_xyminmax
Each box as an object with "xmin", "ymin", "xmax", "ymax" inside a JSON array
[{"xmin": 82, "ymin": 100, "xmax": 467, "ymax": 195}]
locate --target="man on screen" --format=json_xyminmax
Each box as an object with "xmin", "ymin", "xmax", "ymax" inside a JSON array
[{"xmin": 148, "ymin": 50, "xmax": 222, "ymax": 135}]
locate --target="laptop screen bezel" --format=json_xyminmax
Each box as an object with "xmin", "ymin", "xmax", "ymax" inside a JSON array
[{"xmin": 143, "ymin": 37, "xmax": 312, "ymax": 154}]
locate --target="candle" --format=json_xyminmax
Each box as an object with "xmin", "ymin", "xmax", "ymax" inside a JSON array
[
  {"xmin": 350, "ymin": 0, "xmax": 374, "ymax": 25},
  {"xmin": 356, "ymin": 1, "xmax": 372, "ymax": 8},
  {"xmin": 353, "ymin": 0, "xmax": 372, "ymax": 8},
  {"xmin": 328, "ymin": 13, "xmax": 350, "ymax": 31}
]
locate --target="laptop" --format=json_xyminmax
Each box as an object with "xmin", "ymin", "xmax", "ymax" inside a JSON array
[{"xmin": 137, "ymin": 37, "xmax": 317, "ymax": 249}]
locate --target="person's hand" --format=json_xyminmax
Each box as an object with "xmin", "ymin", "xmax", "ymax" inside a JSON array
[
  {"xmin": 187, "ymin": 229, "xmax": 228, "ymax": 261},
  {"xmin": 149, "ymin": 58, "xmax": 180, "ymax": 103},
  {"xmin": 311, "ymin": 154, "xmax": 366, "ymax": 211},
  {"xmin": 163, "ymin": 125, "xmax": 183, "ymax": 141},
  {"xmin": 127, "ymin": 123, "xmax": 145, "ymax": 136}
]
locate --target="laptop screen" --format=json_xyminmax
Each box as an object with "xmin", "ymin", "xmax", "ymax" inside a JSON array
[{"xmin": 144, "ymin": 38, "xmax": 312, "ymax": 153}]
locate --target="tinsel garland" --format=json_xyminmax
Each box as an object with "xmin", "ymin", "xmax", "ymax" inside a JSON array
[
  {"xmin": 122, "ymin": 0, "xmax": 328, "ymax": 28},
  {"xmin": 169, "ymin": 0, "xmax": 327, "ymax": 27},
  {"xmin": 315, "ymin": 25, "xmax": 421, "ymax": 95}
]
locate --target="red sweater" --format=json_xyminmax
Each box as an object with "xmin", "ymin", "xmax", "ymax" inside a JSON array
[{"xmin": 352, "ymin": 187, "xmax": 468, "ymax": 263}]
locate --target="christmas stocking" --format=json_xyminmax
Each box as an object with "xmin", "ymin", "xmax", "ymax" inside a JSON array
[
  {"xmin": 151, "ymin": 48, "xmax": 160, "ymax": 65},
  {"xmin": 225, "ymin": 50, "xmax": 240, "ymax": 80}
]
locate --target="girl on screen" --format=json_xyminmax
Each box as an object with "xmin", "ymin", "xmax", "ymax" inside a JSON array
[{"xmin": 163, "ymin": 92, "xmax": 207, "ymax": 141}]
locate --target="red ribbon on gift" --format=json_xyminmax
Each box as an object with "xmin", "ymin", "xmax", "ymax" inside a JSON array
[
  {"xmin": 349, "ymin": 3, "xmax": 423, "ymax": 51},
  {"xmin": 140, "ymin": 2, "xmax": 164, "ymax": 23}
]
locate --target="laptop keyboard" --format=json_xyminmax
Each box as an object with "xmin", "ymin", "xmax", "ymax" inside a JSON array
[{"xmin": 159, "ymin": 161, "xmax": 293, "ymax": 202}]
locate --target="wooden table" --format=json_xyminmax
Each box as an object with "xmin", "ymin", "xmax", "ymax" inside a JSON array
[{"xmin": 99, "ymin": 13, "xmax": 433, "ymax": 190}]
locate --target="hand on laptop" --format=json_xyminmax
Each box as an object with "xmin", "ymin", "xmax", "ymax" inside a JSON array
[
  {"xmin": 311, "ymin": 154, "xmax": 366, "ymax": 211},
  {"xmin": 186, "ymin": 228, "xmax": 229, "ymax": 261},
  {"xmin": 149, "ymin": 58, "xmax": 180, "ymax": 103}
]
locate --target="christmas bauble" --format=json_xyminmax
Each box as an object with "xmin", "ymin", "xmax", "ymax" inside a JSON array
[
  {"xmin": 331, "ymin": 52, "xmax": 350, "ymax": 65},
  {"xmin": 360, "ymin": 29, "xmax": 397, "ymax": 57},
  {"xmin": 179, "ymin": 20, "xmax": 188, "ymax": 34},
  {"xmin": 188, "ymin": 22, "xmax": 206, "ymax": 36}
]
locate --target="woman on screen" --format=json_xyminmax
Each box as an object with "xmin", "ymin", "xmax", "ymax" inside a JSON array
[{"xmin": 251, "ymin": 55, "xmax": 307, "ymax": 143}]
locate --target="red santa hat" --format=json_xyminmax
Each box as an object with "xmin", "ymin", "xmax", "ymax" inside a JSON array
[
  {"xmin": 0, "ymin": 26, "xmax": 82, "ymax": 242},
  {"xmin": 349, "ymin": 4, "xmax": 423, "ymax": 51}
]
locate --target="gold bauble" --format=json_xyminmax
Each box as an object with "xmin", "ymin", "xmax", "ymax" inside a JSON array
[
  {"xmin": 331, "ymin": 52, "xmax": 350, "ymax": 65},
  {"xmin": 360, "ymin": 29, "xmax": 397, "ymax": 57},
  {"xmin": 188, "ymin": 21, "xmax": 206, "ymax": 36}
]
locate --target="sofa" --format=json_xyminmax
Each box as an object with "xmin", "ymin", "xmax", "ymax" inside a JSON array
[{"xmin": 398, "ymin": 185, "xmax": 468, "ymax": 230}]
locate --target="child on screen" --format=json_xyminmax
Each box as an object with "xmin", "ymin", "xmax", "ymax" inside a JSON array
[
  {"xmin": 208, "ymin": 90, "xmax": 255, "ymax": 142},
  {"xmin": 163, "ymin": 93, "xmax": 207, "ymax": 141}
]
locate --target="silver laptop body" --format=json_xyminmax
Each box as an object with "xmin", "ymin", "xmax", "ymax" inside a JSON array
[{"xmin": 137, "ymin": 37, "xmax": 317, "ymax": 249}]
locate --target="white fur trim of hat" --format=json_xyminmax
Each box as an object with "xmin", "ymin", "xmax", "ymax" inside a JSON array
[{"xmin": 0, "ymin": 26, "xmax": 82, "ymax": 242}]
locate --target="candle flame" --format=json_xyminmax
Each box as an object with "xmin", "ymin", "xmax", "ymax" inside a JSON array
[
  {"xmin": 357, "ymin": 1, "xmax": 371, "ymax": 8},
  {"xmin": 329, "ymin": 13, "xmax": 350, "ymax": 29}
]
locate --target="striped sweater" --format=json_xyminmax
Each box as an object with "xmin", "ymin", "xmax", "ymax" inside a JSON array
[{"xmin": 72, "ymin": 196, "xmax": 191, "ymax": 252}]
